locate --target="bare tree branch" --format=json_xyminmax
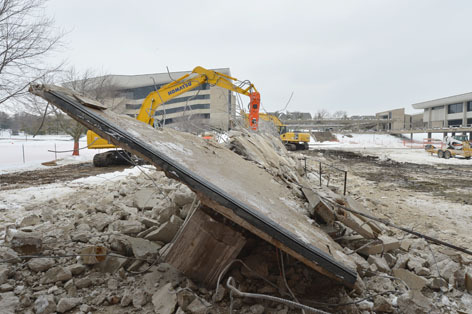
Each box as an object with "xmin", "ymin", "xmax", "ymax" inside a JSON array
[{"xmin": 0, "ymin": 0, "xmax": 64, "ymax": 108}]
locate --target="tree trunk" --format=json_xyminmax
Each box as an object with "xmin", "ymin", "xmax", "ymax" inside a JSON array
[{"xmin": 73, "ymin": 140, "xmax": 79, "ymax": 156}]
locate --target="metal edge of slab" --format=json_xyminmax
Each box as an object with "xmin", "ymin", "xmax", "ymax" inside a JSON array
[{"xmin": 43, "ymin": 89, "xmax": 357, "ymax": 285}]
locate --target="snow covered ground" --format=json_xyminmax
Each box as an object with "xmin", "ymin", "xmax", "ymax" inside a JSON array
[
  {"xmin": 0, "ymin": 130, "xmax": 110, "ymax": 173},
  {"xmin": 310, "ymin": 132, "xmax": 472, "ymax": 165}
]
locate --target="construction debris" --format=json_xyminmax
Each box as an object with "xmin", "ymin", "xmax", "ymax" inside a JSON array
[{"xmin": 0, "ymin": 83, "xmax": 468, "ymax": 313}]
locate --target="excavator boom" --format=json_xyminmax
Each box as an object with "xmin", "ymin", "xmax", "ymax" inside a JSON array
[{"xmin": 87, "ymin": 66, "xmax": 260, "ymax": 166}]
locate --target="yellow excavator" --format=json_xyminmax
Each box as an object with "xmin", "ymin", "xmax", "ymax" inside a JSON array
[
  {"xmin": 242, "ymin": 112, "xmax": 310, "ymax": 150},
  {"xmin": 87, "ymin": 66, "xmax": 260, "ymax": 166}
]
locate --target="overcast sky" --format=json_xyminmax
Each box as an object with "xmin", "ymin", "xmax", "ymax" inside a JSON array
[{"xmin": 45, "ymin": 0, "xmax": 472, "ymax": 116}]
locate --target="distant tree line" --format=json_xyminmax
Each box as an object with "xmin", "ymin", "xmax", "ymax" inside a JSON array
[{"xmin": 0, "ymin": 111, "xmax": 80, "ymax": 136}]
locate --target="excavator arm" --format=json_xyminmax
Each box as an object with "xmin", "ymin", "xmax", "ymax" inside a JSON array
[{"xmin": 87, "ymin": 66, "xmax": 260, "ymax": 165}]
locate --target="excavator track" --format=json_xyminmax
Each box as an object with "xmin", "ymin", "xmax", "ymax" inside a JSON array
[{"xmin": 93, "ymin": 150, "xmax": 133, "ymax": 167}]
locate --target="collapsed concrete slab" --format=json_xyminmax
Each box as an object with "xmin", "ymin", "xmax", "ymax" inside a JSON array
[{"xmin": 29, "ymin": 84, "xmax": 357, "ymax": 287}]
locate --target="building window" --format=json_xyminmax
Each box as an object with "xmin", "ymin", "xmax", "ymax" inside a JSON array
[
  {"xmin": 119, "ymin": 83, "xmax": 210, "ymax": 100},
  {"xmin": 467, "ymin": 101, "xmax": 472, "ymax": 112},
  {"xmin": 447, "ymin": 119, "xmax": 462, "ymax": 127},
  {"xmin": 467, "ymin": 118, "xmax": 472, "ymax": 125},
  {"xmin": 448, "ymin": 103, "xmax": 463, "ymax": 114},
  {"xmin": 432, "ymin": 106, "xmax": 443, "ymax": 110},
  {"xmin": 154, "ymin": 103, "xmax": 210, "ymax": 116}
]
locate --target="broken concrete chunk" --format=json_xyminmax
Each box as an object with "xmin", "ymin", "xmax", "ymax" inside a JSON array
[
  {"xmin": 56, "ymin": 297, "xmax": 82, "ymax": 313},
  {"xmin": 75, "ymin": 278, "xmax": 92, "ymax": 289},
  {"xmin": 9, "ymin": 230, "xmax": 42, "ymax": 254},
  {"xmin": 27, "ymin": 258, "xmax": 55, "ymax": 272},
  {"xmin": 17, "ymin": 214, "xmax": 40, "ymax": 228},
  {"xmin": 34, "ymin": 294, "xmax": 56, "ymax": 314},
  {"xmin": 429, "ymin": 277, "xmax": 448, "ymax": 291},
  {"xmin": 127, "ymin": 236, "xmax": 162, "ymax": 260},
  {"xmin": 42, "ymin": 266, "xmax": 72, "ymax": 284},
  {"xmin": 93, "ymin": 255, "xmax": 127, "ymax": 273},
  {"xmin": 358, "ymin": 235, "xmax": 400, "ymax": 255},
  {"xmin": 109, "ymin": 220, "xmax": 144, "ymax": 234},
  {"xmin": 393, "ymin": 268, "xmax": 427, "ymax": 291},
  {"xmin": 367, "ymin": 255, "xmax": 390, "ymax": 273},
  {"xmin": 373, "ymin": 295, "xmax": 393, "ymax": 312},
  {"xmin": 0, "ymin": 266, "xmax": 9, "ymax": 285},
  {"xmin": 134, "ymin": 188, "xmax": 160, "ymax": 210},
  {"xmin": 152, "ymin": 283, "xmax": 177, "ymax": 314},
  {"xmin": 173, "ymin": 186, "xmax": 195, "ymax": 207},
  {"xmin": 145, "ymin": 215, "xmax": 182, "ymax": 243},
  {"xmin": 397, "ymin": 290, "xmax": 433, "ymax": 314},
  {"xmin": 67, "ymin": 264, "xmax": 86, "ymax": 276},
  {"xmin": 0, "ymin": 247, "xmax": 20, "ymax": 264}
]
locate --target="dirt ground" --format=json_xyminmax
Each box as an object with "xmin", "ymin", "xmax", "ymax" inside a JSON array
[
  {"xmin": 303, "ymin": 148, "xmax": 472, "ymax": 249},
  {"xmin": 0, "ymin": 162, "xmax": 129, "ymax": 191}
]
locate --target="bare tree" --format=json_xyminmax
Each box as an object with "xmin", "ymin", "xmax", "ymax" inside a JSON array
[
  {"xmin": 332, "ymin": 110, "xmax": 348, "ymax": 119},
  {"xmin": 0, "ymin": 0, "xmax": 63, "ymax": 107},
  {"xmin": 55, "ymin": 67, "xmax": 118, "ymax": 155},
  {"xmin": 314, "ymin": 109, "xmax": 330, "ymax": 120}
]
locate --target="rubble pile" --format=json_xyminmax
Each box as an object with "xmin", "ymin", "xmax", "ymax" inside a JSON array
[{"xmin": 1, "ymin": 132, "xmax": 471, "ymax": 313}]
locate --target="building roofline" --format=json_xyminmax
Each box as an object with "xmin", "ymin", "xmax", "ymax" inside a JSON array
[{"xmin": 412, "ymin": 91, "xmax": 472, "ymax": 109}]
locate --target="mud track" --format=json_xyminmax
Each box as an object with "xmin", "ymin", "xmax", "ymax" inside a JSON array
[
  {"xmin": 304, "ymin": 149, "xmax": 472, "ymax": 204},
  {"xmin": 0, "ymin": 163, "xmax": 129, "ymax": 191}
]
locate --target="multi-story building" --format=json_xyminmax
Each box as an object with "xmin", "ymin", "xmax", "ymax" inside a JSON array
[
  {"xmin": 99, "ymin": 68, "xmax": 236, "ymax": 132},
  {"xmin": 412, "ymin": 92, "xmax": 472, "ymax": 128},
  {"xmin": 375, "ymin": 108, "xmax": 423, "ymax": 130}
]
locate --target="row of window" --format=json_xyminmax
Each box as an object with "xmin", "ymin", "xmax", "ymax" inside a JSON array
[
  {"xmin": 157, "ymin": 113, "xmax": 210, "ymax": 126},
  {"xmin": 119, "ymin": 83, "xmax": 210, "ymax": 100},
  {"xmin": 154, "ymin": 103, "xmax": 210, "ymax": 116},
  {"xmin": 447, "ymin": 101, "xmax": 472, "ymax": 114},
  {"xmin": 447, "ymin": 118, "xmax": 472, "ymax": 126},
  {"xmin": 125, "ymin": 94, "xmax": 210, "ymax": 110}
]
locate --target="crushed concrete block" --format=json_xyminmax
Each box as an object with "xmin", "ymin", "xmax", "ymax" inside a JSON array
[
  {"xmin": 134, "ymin": 188, "xmax": 160, "ymax": 210},
  {"xmin": 42, "ymin": 266, "xmax": 72, "ymax": 284},
  {"xmin": 88, "ymin": 213, "xmax": 114, "ymax": 231},
  {"xmin": 368, "ymin": 255, "xmax": 390, "ymax": 273},
  {"xmin": 173, "ymin": 186, "xmax": 195, "ymax": 207},
  {"xmin": 186, "ymin": 298, "xmax": 208, "ymax": 314},
  {"xmin": 438, "ymin": 259, "xmax": 460, "ymax": 282},
  {"xmin": 348, "ymin": 252, "xmax": 370, "ymax": 276},
  {"xmin": 34, "ymin": 294, "xmax": 56, "ymax": 314},
  {"xmin": 365, "ymin": 276, "xmax": 394, "ymax": 293},
  {"xmin": 152, "ymin": 283, "xmax": 177, "ymax": 314},
  {"xmin": 132, "ymin": 289, "xmax": 149, "ymax": 309},
  {"xmin": 17, "ymin": 214, "xmax": 40, "ymax": 228},
  {"xmin": 394, "ymin": 254, "xmax": 409, "ymax": 269},
  {"xmin": 137, "ymin": 226, "xmax": 158, "ymax": 238},
  {"xmin": 358, "ymin": 235, "xmax": 400, "ymax": 255},
  {"xmin": 384, "ymin": 253, "xmax": 397, "ymax": 268},
  {"xmin": 27, "ymin": 258, "xmax": 55, "ymax": 272},
  {"xmin": 407, "ymin": 256, "xmax": 426, "ymax": 274},
  {"xmin": 373, "ymin": 295, "xmax": 393, "ymax": 312},
  {"xmin": 9, "ymin": 231, "xmax": 42, "ymax": 254},
  {"xmin": 0, "ymin": 266, "xmax": 10, "ymax": 285},
  {"xmin": 400, "ymin": 239, "xmax": 413, "ymax": 251},
  {"xmin": 429, "ymin": 277, "xmax": 448, "ymax": 291},
  {"xmin": 127, "ymin": 237, "xmax": 162, "ymax": 260},
  {"xmin": 56, "ymin": 297, "xmax": 82, "ymax": 313},
  {"xmin": 145, "ymin": 215, "xmax": 182, "ymax": 243},
  {"xmin": 156, "ymin": 205, "xmax": 178, "ymax": 223},
  {"xmin": 75, "ymin": 278, "xmax": 92, "ymax": 289},
  {"xmin": 139, "ymin": 217, "xmax": 160, "ymax": 228},
  {"xmin": 0, "ymin": 247, "xmax": 20, "ymax": 264},
  {"xmin": 393, "ymin": 269, "xmax": 427, "ymax": 291},
  {"xmin": 93, "ymin": 255, "xmax": 127, "ymax": 273},
  {"xmin": 397, "ymin": 290, "xmax": 433, "ymax": 314},
  {"xmin": 67, "ymin": 264, "xmax": 86, "ymax": 276},
  {"xmin": 109, "ymin": 220, "xmax": 144, "ymax": 234}
]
